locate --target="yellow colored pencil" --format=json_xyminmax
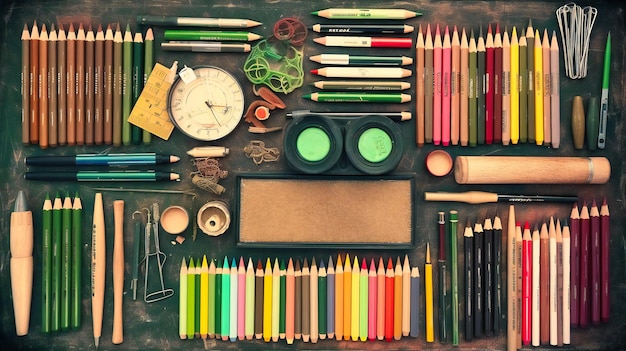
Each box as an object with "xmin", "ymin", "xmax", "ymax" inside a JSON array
[
  {"xmin": 263, "ymin": 258, "xmax": 272, "ymax": 342},
  {"xmin": 394, "ymin": 257, "xmax": 403, "ymax": 340},
  {"xmin": 533, "ymin": 29, "xmax": 544, "ymax": 145},
  {"xmin": 425, "ymin": 244, "xmax": 434, "ymax": 342},
  {"xmin": 510, "ymin": 27, "xmax": 520, "ymax": 144},
  {"xmin": 343, "ymin": 254, "xmax": 352, "ymax": 340},
  {"xmin": 200, "ymin": 256, "xmax": 209, "ymax": 339}
]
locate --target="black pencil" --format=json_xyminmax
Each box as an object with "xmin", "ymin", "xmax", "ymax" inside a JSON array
[
  {"xmin": 484, "ymin": 217, "xmax": 494, "ymax": 336},
  {"xmin": 464, "ymin": 220, "xmax": 474, "ymax": 341},
  {"xmin": 493, "ymin": 213, "xmax": 503, "ymax": 334},
  {"xmin": 474, "ymin": 219, "xmax": 484, "ymax": 337},
  {"xmin": 438, "ymin": 212, "xmax": 448, "ymax": 343}
]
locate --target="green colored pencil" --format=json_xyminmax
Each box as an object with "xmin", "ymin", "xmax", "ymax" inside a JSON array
[
  {"xmin": 60, "ymin": 194, "xmax": 72, "ymax": 330},
  {"xmin": 131, "ymin": 31, "xmax": 143, "ymax": 145},
  {"xmin": 121, "ymin": 23, "xmax": 132, "ymax": 145},
  {"xmin": 279, "ymin": 260, "xmax": 286, "ymax": 339},
  {"xmin": 42, "ymin": 194, "xmax": 52, "ymax": 333},
  {"xmin": 450, "ymin": 210, "xmax": 459, "ymax": 346},
  {"xmin": 303, "ymin": 92, "xmax": 410, "ymax": 103},
  {"xmin": 51, "ymin": 194, "xmax": 62, "ymax": 332},
  {"xmin": 163, "ymin": 30, "xmax": 261, "ymax": 41},
  {"xmin": 468, "ymin": 30, "xmax": 478, "ymax": 147},
  {"xmin": 179, "ymin": 258, "xmax": 187, "ymax": 339},
  {"xmin": 215, "ymin": 265, "xmax": 222, "ymax": 338},
  {"xmin": 71, "ymin": 193, "xmax": 82, "ymax": 329},
  {"xmin": 221, "ymin": 258, "xmax": 230, "ymax": 339},
  {"xmin": 142, "ymin": 28, "xmax": 154, "ymax": 144},
  {"xmin": 186, "ymin": 258, "xmax": 195, "ymax": 339}
]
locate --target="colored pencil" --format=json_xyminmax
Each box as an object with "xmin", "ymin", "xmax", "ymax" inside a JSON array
[
  {"xmin": 312, "ymin": 80, "xmax": 410, "ymax": 91},
  {"xmin": 549, "ymin": 218, "xmax": 558, "ymax": 345},
  {"xmin": 542, "ymin": 29, "xmax": 551, "ymax": 145},
  {"xmin": 318, "ymin": 260, "xmax": 327, "ymax": 340},
  {"xmin": 130, "ymin": 31, "xmax": 143, "ymax": 145},
  {"xmin": 48, "ymin": 25, "xmax": 58, "ymax": 148},
  {"xmin": 94, "ymin": 25, "xmax": 104, "ymax": 145},
  {"xmin": 272, "ymin": 259, "xmax": 280, "ymax": 342},
  {"xmin": 343, "ymin": 254, "xmax": 351, "ymax": 340},
  {"xmin": 590, "ymin": 200, "xmax": 601, "ymax": 325},
  {"xmin": 550, "ymin": 31, "xmax": 560, "ymax": 148},
  {"xmin": 385, "ymin": 257, "xmax": 394, "ymax": 342},
  {"xmin": 179, "ymin": 258, "xmax": 187, "ymax": 339},
  {"xmin": 506, "ymin": 205, "xmax": 516, "ymax": 351},
  {"xmin": 309, "ymin": 258, "xmax": 318, "ymax": 343},
  {"xmin": 186, "ymin": 258, "xmax": 195, "ymax": 339},
  {"xmin": 294, "ymin": 260, "xmax": 302, "ymax": 340},
  {"xmin": 579, "ymin": 203, "xmax": 590, "ymax": 328},
  {"xmin": 377, "ymin": 257, "xmax": 386, "ymax": 341},
  {"xmin": 510, "ymin": 27, "xmax": 519, "ymax": 144},
  {"xmin": 301, "ymin": 259, "xmax": 310, "ymax": 342},
  {"xmin": 200, "ymin": 256, "xmax": 209, "ymax": 339},
  {"xmin": 112, "ymin": 23, "xmax": 123, "ymax": 146},
  {"xmin": 468, "ymin": 30, "xmax": 477, "ymax": 147},
  {"xmin": 493, "ymin": 214, "xmax": 503, "ymax": 334},
  {"xmin": 194, "ymin": 262, "xmax": 200, "ymax": 338},
  {"xmin": 450, "ymin": 210, "xmax": 459, "ymax": 346},
  {"xmin": 484, "ymin": 217, "xmax": 494, "ymax": 335},
  {"xmin": 334, "ymin": 255, "xmax": 343, "ymax": 341},
  {"xmin": 51, "ymin": 194, "xmax": 61, "ymax": 331},
  {"xmin": 502, "ymin": 29, "xmax": 511, "ymax": 145},
  {"xmin": 254, "ymin": 260, "xmax": 264, "ymax": 339},
  {"xmin": 522, "ymin": 222, "xmax": 532, "ymax": 345},
  {"xmin": 121, "ymin": 23, "xmax": 132, "ymax": 145},
  {"xmin": 103, "ymin": 25, "xmax": 113, "ymax": 145},
  {"xmin": 450, "ymin": 26, "xmax": 461, "ymax": 145},
  {"xmin": 460, "ymin": 28, "xmax": 469, "ymax": 146},
  {"xmin": 402, "ymin": 255, "xmax": 411, "ymax": 337},
  {"xmin": 245, "ymin": 259, "xmax": 254, "ymax": 340},
  {"xmin": 70, "ymin": 193, "xmax": 82, "ymax": 330},
  {"xmin": 312, "ymin": 8, "xmax": 420, "ymax": 20},
  {"xmin": 533, "ymin": 29, "xmax": 544, "ymax": 145},
  {"xmin": 464, "ymin": 221, "xmax": 474, "ymax": 341},
  {"xmin": 39, "ymin": 24, "xmax": 49, "ymax": 149},
  {"xmin": 531, "ymin": 224, "xmax": 541, "ymax": 346},
  {"xmin": 424, "ymin": 24, "xmax": 434, "ymax": 144},
  {"xmin": 441, "ymin": 26, "xmax": 452, "ymax": 146},
  {"xmin": 425, "ymin": 244, "xmax": 434, "ymax": 342},
  {"xmin": 493, "ymin": 24, "xmax": 503, "ymax": 143},
  {"xmin": 21, "ymin": 24, "xmax": 30, "ymax": 144},
  {"xmin": 562, "ymin": 221, "xmax": 571, "ymax": 344},
  {"xmin": 84, "ymin": 26, "xmax": 95, "ymax": 146},
  {"xmin": 142, "ymin": 28, "xmax": 154, "ymax": 144},
  {"xmin": 518, "ymin": 32, "xmax": 528, "ymax": 143},
  {"xmin": 600, "ymin": 199, "xmax": 610, "ymax": 323},
  {"xmin": 279, "ymin": 260, "xmax": 286, "ymax": 340},
  {"xmin": 313, "ymin": 36, "xmax": 412, "ymax": 48},
  {"xmin": 215, "ymin": 265, "xmax": 222, "ymax": 339},
  {"xmin": 526, "ymin": 20, "xmax": 535, "ymax": 143},
  {"xmin": 485, "ymin": 24, "xmax": 495, "ymax": 144},
  {"xmin": 221, "ymin": 258, "xmax": 230, "ymax": 341},
  {"xmin": 438, "ymin": 211, "xmax": 448, "ymax": 343},
  {"xmin": 410, "ymin": 266, "xmax": 420, "ymax": 338},
  {"xmin": 433, "ymin": 24, "xmax": 442, "ymax": 145},
  {"xmin": 540, "ymin": 221, "xmax": 550, "ymax": 344},
  {"xmin": 66, "ymin": 24, "xmax": 76, "ymax": 145},
  {"xmin": 360, "ymin": 258, "xmax": 368, "ymax": 341},
  {"xmin": 368, "ymin": 259, "xmax": 377, "ymax": 340},
  {"xmin": 570, "ymin": 204, "xmax": 580, "ymax": 326},
  {"xmin": 351, "ymin": 256, "xmax": 359, "ymax": 341},
  {"xmin": 285, "ymin": 259, "xmax": 295, "ymax": 344},
  {"xmin": 516, "ymin": 222, "xmax": 523, "ymax": 349},
  {"xmin": 474, "ymin": 220, "xmax": 484, "ymax": 338},
  {"xmin": 416, "ymin": 25, "xmax": 425, "ymax": 146},
  {"xmin": 208, "ymin": 260, "xmax": 216, "ymax": 338},
  {"xmin": 309, "ymin": 53, "xmax": 413, "ymax": 65},
  {"xmin": 557, "ymin": 220, "xmax": 564, "ymax": 346},
  {"xmin": 393, "ymin": 257, "xmax": 403, "ymax": 340},
  {"xmin": 327, "ymin": 257, "xmax": 335, "ymax": 339},
  {"xmin": 476, "ymin": 27, "xmax": 486, "ymax": 145},
  {"xmin": 263, "ymin": 258, "xmax": 272, "ymax": 342},
  {"xmin": 29, "ymin": 22, "xmax": 39, "ymax": 144},
  {"xmin": 237, "ymin": 257, "xmax": 245, "ymax": 340}
]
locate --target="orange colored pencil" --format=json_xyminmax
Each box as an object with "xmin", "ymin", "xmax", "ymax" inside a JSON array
[{"xmin": 343, "ymin": 254, "xmax": 351, "ymax": 340}]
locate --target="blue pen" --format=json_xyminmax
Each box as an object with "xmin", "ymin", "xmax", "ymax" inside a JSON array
[{"xmin": 25, "ymin": 153, "xmax": 179, "ymax": 166}]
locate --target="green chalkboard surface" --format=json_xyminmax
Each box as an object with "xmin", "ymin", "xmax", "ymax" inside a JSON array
[{"xmin": 1, "ymin": 0, "xmax": 624, "ymax": 350}]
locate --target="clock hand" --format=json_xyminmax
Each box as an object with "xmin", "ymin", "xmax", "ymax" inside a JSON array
[{"xmin": 204, "ymin": 100, "xmax": 223, "ymax": 127}]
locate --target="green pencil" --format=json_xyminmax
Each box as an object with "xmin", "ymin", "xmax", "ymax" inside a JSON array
[
  {"xmin": 179, "ymin": 258, "xmax": 187, "ymax": 339},
  {"xmin": 519, "ymin": 34, "xmax": 528, "ymax": 143},
  {"xmin": 469, "ymin": 30, "xmax": 478, "ymax": 147},
  {"xmin": 303, "ymin": 92, "xmax": 410, "ymax": 103},
  {"xmin": 131, "ymin": 31, "xmax": 143, "ymax": 145},
  {"xmin": 221, "ymin": 257, "xmax": 230, "ymax": 340},
  {"xmin": 164, "ymin": 30, "xmax": 261, "ymax": 41},
  {"xmin": 71, "ymin": 193, "xmax": 82, "ymax": 329},
  {"xmin": 51, "ymin": 194, "xmax": 62, "ymax": 332},
  {"xmin": 450, "ymin": 210, "xmax": 459, "ymax": 346},
  {"xmin": 359, "ymin": 258, "xmax": 368, "ymax": 341},
  {"xmin": 121, "ymin": 23, "xmax": 132, "ymax": 145},
  {"xmin": 60, "ymin": 194, "xmax": 72, "ymax": 330},
  {"xmin": 279, "ymin": 260, "xmax": 286, "ymax": 339},
  {"xmin": 42, "ymin": 194, "xmax": 52, "ymax": 333},
  {"xmin": 142, "ymin": 28, "xmax": 154, "ymax": 144},
  {"xmin": 186, "ymin": 258, "xmax": 195, "ymax": 339},
  {"xmin": 215, "ymin": 265, "xmax": 222, "ymax": 339}
]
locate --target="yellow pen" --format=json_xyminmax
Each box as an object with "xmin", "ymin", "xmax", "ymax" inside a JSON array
[
  {"xmin": 510, "ymin": 27, "xmax": 520, "ymax": 144},
  {"xmin": 534, "ymin": 29, "xmax": 544, "ymax": 145},
  {"xmin": 200, "ymin": 256, "xmax": 209, "ymax": 339},
  {"xmin": 425, "ymin": 244, "xmax": 434, "ymax": 342},
  {"xmin": 263, "ymin": 258, "xmax": 273, "ymax": 342}
]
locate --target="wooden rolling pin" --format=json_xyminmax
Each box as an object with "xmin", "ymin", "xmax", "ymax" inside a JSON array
[{"xmin": 454, "ymin": 156, "xmax": 610, "ymax": 184}]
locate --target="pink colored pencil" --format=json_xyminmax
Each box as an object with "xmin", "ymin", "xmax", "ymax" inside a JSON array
[
  {"xmin": 376, "ymin": 257, "xmax": 385, "ymax": 341},
  {"xmin": 285, "ymin": 259, "xmax": 295, "ymax": 344},
  {"xmin": 237, "ymin": 257, "xmax": 246, "ymax": 340},
  {"xmin": 442, "ymin": 26, "xmax": 452, "ymax": 146},
  {"xmin": 502, "ymin": 29, "xmax": 511, "ymax": 145},
  {"xmin": 368, "ymin": 258, "xmax": 377, "ymax": 341},
  {"xmin": 460, "ymin": 28, "xmax": 469, "ymax": 146},
  {"xmin": 433, "ymin": 24, "xmax": 443, "ymax": 145},
  {"xmin": 450, "ymin": 26, "xmax": 461, "ymax": 145}
]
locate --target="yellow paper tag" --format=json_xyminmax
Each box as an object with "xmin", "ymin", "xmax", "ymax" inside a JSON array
[{"xmin": 128, "ymin": 61, "xmax": 177, "ymax": 140}]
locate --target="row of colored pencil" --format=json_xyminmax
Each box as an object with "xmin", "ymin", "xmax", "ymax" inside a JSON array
[
  {"xmin": 20, "ymin": 21, "xmax": 153, "ymax": 148},
  {"xmin": 415, "ymin": 21, "xmax": 561, "ymax": 148},
  {"xmin": 179, "ymin": 255, "xmax": 420, "ymax": 343}
]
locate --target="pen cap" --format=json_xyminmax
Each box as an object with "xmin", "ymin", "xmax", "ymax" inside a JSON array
[{"xmin": 454, "ymin": 156, "xmax": 610, "ymax": 184}]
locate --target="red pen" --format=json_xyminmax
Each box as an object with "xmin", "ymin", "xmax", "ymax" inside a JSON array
[
  {"xmin": 522, "ymin": 222, "xmax": 532, "ymax": 345},
  {"xmin": 385, "ymin": 257, "xmax": 394, "ymax": 341},
  {"xmin": 433, "ymin": 24, "xmax": 442, "ymax": 145},
  {"xmin": 569, "ymin": 203, "xmax": 580, "ymax": 327},
  {"xmin": 313, "ymin": 36, "xmax": 412, "ymax": 48},
  {"xmin": 579, "ymin": 202, "xmax": 590, "ymax": 328},
  {"xmin": 493, "ymin": 24, "xmax": 503, "ymax": 143},
  {"xmin": 600, "ymin": 198, "xmax": 610, "ymax": 322},
  {"xmin": 590, "ymin": 200, "xmax": 601, "ymax": 325},
  {"xmin": 485, "ymin": 24, "xmax": 495, "ymax": 144},
  {"xmin": 442, "ymin": 26, "xmax": 452, "ymax": 146}
]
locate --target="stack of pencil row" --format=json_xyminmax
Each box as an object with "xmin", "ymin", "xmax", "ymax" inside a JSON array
[
  {"xmin": 40, "ymin": 193, "xmax": 83, "ymax": 333},
  {"xmin": 21, "ymin": 21, "xmax": 154, "ymax": 148},
  {"xmin": 179, "ymin": 255, "xmax": 421, "ymax": 343},
  {"xmin": 415, "ymin": 21, "xmax": 561, "ymax": 148},
  {"xmin": 305, "ymin": 9, "xmax": 416, "ymax": 104}
]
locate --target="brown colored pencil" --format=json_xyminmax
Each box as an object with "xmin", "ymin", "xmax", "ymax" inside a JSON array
[
  {"xmin": 38, "ymin": 23, "xmax": 49, "ymax": 149},
  {"xmin": 600, "ymin": 198, "xmax": 610, "ymax": 323},
  {"xmin": 29, "ymin": 21, "xmax": 39, "ymax": 144},
  {"xmin": 21, "ymin": 24, "xmax": 30, "ymax": 144},
  {"xmin": 48, "ymin": 24, "xmax": 58, "ymax": 147},
  {"xmin": 57, "ymin": 25, "xmax": 67, "ymax": 145},
  {"xmin": 94, "ymin": 25, "xmax": 104, "ymax": 145},
  {"xmin": 103, "ymin": 24, "xmax": 114, "ymax": 144},
  {"xmin": 112, "ymin": 23, "xmax": 123, "ymax": 146},
  {"xmin": 66, "ymin": 24, "xmax": 76, "ymax": 145},
  {"xmin": 539, "ymin": 221, "xmax": 549, "ymax": 344},
  {"xmin": 84, "ymin": 26, "xmax": 95, "ymax": 145},
  {"xmin": 75, "ymin": 23, "xmax": 86, "ymax": 145},
  {"xmin": 415, "ymin": 24, "xmax": 425, "ymax": 146}
]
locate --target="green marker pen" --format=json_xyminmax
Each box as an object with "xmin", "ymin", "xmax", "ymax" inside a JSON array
[{"xmin": 598, "ymin": 32, "xmax": 611, "ymax": 149}]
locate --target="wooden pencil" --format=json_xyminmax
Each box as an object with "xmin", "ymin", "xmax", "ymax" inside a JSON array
[
  {"xmin": 48, "ymin": 24, "xmax": 58, "ymax": 148},
  {"xmin": 450, "ymin": 25, "xmax": 461, "ymax": 145},
  {"xmin": 75, "ymin": 24, "xmax": 86, "ymax": 145},
  {"xmin": 385, "ymin": 257, "xmax": 394, "ymax": 342},
  {"xmin": 343, "ymin": 254, "xmax": 351, "ymax": 340},
  {"xmin": 502, "ymin": 28, "xmax": 511, "ymax": 145},
  {"xmin": 103, "ymin": 25, "xmax": 113, "ymax": 145},
  {"xmin": 327, "ymin": 256, "xmax": 335, "ymax": 339},
  {"xmin": 493, "ymin": 214, "xmax": 503, "ymax": 334},
  {"xmin": 484, "ymin": 217, "xmax": 494, "ymax": 335},
  {"xmin": 433, "ymin": 24, "xmax": 442, "ymax": 145},
  {"xmin": 579, "ymin": 203, "xmax": 590, "ymax": 328},
  {"xmin": 515, "ymin": 222, "xmax": 523, "ymax": 349},
  {"xmin": 569, "ymin": 203, "xmax": 580, "ymax": 326},
  {"xmin": 510, "ymin": 27, "xmax": 519, "ymax": 144},
  {"xmin": 540, "ymin": 221, "xmax": 550, "ymax": 344},
  {"xmin": 522, "ymin": 222, "xmax": 532, "ymax": 345},
  {"xmin": 334, "ymin": 255, "xmax": 343, "ymax": 341},
  {"xmin": 318, "ymin": 260, "xmax": 327, "ymax": 340},
  {"xmin": 556, "ymin": 220, "xmax": 564, "ymax": 346},
  {"xmin": 112, "ymin": 23, "xmax": 123, "ymax": 146},
  {"xmin": 57, "ymin": 25, "xmax": 67, "ymax": 146},
  {"xmin": 245, "ymin": 258, "xmax": 254, "ymax": 340},
  {"xmin": 359, "ymin": 258, "xmax": 368, "ymax": 342},
  {"xmin": 416, "ymin": 24, "xmax": 425, "ymax": 146},
  {"xmin": 263, "ymin": 258, "xmax": 272, "ymax": 342},
  {"xmin": 376, "ymin": 257, "xmax": 385, "ymax": 341},
  {"xmin": 254, "ymin": 260, "xmax": 263, "ymax": 340},
  {"xmin": 294, "ymin": 260, "xmax": 302, "ymax": 340},
  {"xmin": 493, "ymin": 24, "xmax": 503, "ymax": 143},
  {"xmin": 66, "ymin": 24, "xmax": 76, "ymax": 145},
  {"xmin": 549, "ymin": 218, "xmax": 558, "ymax": 346},
  {"xmin": 424, "ymin": 24, "xmax": 434, "ymax": 144},
  {"xmin": 402, "ymin": 255, "xmax": 411, "ymax": 337},
  {"xmin": 208, "ymin": 260, "xmax": 216, "ymax": 338},
  {"xmin": 531, "ymin": 224, "xmax": 541, "ymax": 346},
  {"xmin": 38, "ymin": 24, "xmax": 49, "ymax": 149},
  {"xmin": 590, "ymin": 200, "xmax": 601, "ymax": 326},
  {"xmin": 84, "ymin": 25, "xmax": 95, "ymax": 145},
  {"xmin": 351, "ymin": 256, "xmax": 359, "ymax": 341},
  {"xmin": 301, "ymin": 258, "xmax": 310, "ymax": 342},
  {"xmin": 410, "ymin": 266, "xmax": 420, "ymax": 338},
  {"xmin": 562, "ymin": 221, "xmax": 571, "ymax": 344},
  {"xmin": 309, "ymin": 258, "xmax": 318, "ymax": 343},
  {"xmin": 285, "ymin": 259, "xmax": 295, "ymax": 344},
  {"xmin": 468, "ymin": 30, "xmax": 477, "ymax": 147},
  {"xmin": 425, "ymin": 244, "xmax": 434, "ymax": 342},
  {"xmin": 474, "ymin": 219, "xmax": 484, "ymax": 338},
  {"xmin": 94, "ymin": 25, "xmax": 104, "ymax": 145},
  {"xmin": 271, "ymin": 258, "xmax": 280, "ymax": 342},
  {"xmin": 485, "ymin": 24, "xmax": 495, "ymax": 144},
  {"xmin": 441, "ymin": 25, "xmax": 452, "ymax": 146},
  {"xmin": 600, "ymin": 199, "xmax": 610, "ymax": 323},
  {"xmin": 526, "ymin": 20, "xmax": 535, "ymax": 143},
  {"xmin": 542, "ymin": 29, "xmax": 551, "ymax": 145},
  {"xmin": 121, "ymin": 23, "xmax": 132, "ymax": 145},
  {"xmin": 459, "ymin": 28, "xmax": 469, "ymax": 146},
  {"xmin": 464, "ymin": 221, "xmax": 474, "ymax": 341},
  {"xmin": 368, "ymin": 258, "xmax": 377, "ymax": 340},
  {"xmin": 506, "ymin": 205, "xmax": 517, "ymax": 351},
  {"xmin": 476, "ymin": 27, "xmax": 486, "ymax": 145},
  {"xmin": 27, "ymin": 22, "xmax": 37, "ymax": 144},
  {"xmin": 393, "ymin": 257, "xmax": 403, "ymax": 340}
]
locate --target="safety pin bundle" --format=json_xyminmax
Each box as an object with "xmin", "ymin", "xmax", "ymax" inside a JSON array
[{"xmin": 556, "ymin": 2, "xmax": 597, "ymax": 79}]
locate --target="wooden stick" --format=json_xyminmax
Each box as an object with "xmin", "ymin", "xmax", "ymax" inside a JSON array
[{"xmin": 112, "ymin": 200, "xmax": 125, "ymax": 344}]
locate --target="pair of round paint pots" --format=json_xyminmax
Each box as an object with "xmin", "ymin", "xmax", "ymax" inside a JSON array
[{"xmin": 284, "ymin": 115, "xmax": 403, "ymax": 175}]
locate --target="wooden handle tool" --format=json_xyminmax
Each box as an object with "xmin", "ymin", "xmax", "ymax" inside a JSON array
[{"xmin": 112, "ymin": 200, "xmax": 125, "ymax": 344}]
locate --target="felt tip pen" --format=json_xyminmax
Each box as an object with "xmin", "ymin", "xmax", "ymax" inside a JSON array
[
  {"xmin": 25, "ymin": 170, "xmax": 180, "ymax": 181},
  {"xmin": 25, "ymin": 153, "xmax": 180, "ymax": 166},
  {"xmin": 309, "ymin": 54, "xmax": 413, "ymax": 66},
  {"xmin": 303, "ymin": 92, "xmax": 411, "ymax": 103},
  {"xmin": 598, "ymin": 32, "xmax": 611, "ymax": 149},
  {"xmin": 313, "ymin": 36, "xmax": 412, "ymax": 48}
]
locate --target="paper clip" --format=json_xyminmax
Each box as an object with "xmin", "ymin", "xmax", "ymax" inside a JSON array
[
  {"xmin": 142, "ymin": 203, "xmax": 174, "ymax": 303},
  {"xmin": 556, "ymin": 2, "xmax": 597, "ymax": 79}
]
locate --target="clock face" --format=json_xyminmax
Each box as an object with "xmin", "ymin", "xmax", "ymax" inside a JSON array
[{"xmin": 167, "ymin": 66, "xmax": 245, "ymax": 141}]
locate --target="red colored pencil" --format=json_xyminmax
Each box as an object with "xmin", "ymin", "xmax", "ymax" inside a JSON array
[
  {"xmin": 579, "ymin": 202, "xmax": 590, "ymax": 328},
  {"xmin": 569, "ymin": 203, "xmax": 580, "ymax": 326},
  {"xmin": 590, "ymin": 200, "xmax": 601, "ymax": 325},
  {"xmin": 384, "ymin": 258, "xmax": 394, "ymax": 342},
  {"xmin": 485, "ymin": 24, "xmax": 495, "ymax": 144},
  {"xmin": 522, "ymin": 222, "xmax": 532, "ymax": 345},
  {"xmin": 600, "ymin": 198, "xmax": 610, "ymax": 322}
]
